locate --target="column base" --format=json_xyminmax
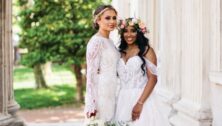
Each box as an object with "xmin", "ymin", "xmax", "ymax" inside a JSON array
[
  {"xmin": 209, "ymin": 72, "xmax": 222, "ymax": 126},
  {"xmin": 8, "ymin": 100, "xmax": 20, "ymax": 115},
  {"xmin": 8, "ymin": 119, "xmax": 26, "ymax": 126},
  {"xmin": 0, "ymin": 114, "xmax": 13, "ymax": 126},
  {"xmin": 156, "ymin": 88, "xmax": 180, "ymax": 125},
  {"xmin": 7, "ymin": 101, "xmax": 26, "ymax": 126},
  {"xmin": 170, "ymin": 98, "xmax": 212, "ymax": 126}
]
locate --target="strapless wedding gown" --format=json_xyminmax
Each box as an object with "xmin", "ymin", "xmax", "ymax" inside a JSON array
[{"xmin": 115, "ymin": 56, "xmax": 169, "ymax": 126}]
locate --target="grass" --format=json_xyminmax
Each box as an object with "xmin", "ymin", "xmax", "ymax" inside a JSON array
[
  {"xmin": 15, "ymin": 84, "xmax": 77, "ymax": 109},
  {"xmin": 13, "ymin": 64, "xmax": 76, "ymax": 89},
  {"xmin": 13, "ymin": 64, "xmax": 79, "ymax": 109},
  {"xmin": 13, "ymin": 67, "xmax": 34, "ymax": 82}
]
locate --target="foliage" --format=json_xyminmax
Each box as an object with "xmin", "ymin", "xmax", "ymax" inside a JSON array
[
  {"xmin": 15, "ymin": 84, "xmax": 76, "ymax": 109},
  {"xmin": 85, "ymin": 119, "xmax": 132, "ymax": 126},
  {"xmin": 16, "ymin": 0, "xmax": 106, "ymax": 67}
]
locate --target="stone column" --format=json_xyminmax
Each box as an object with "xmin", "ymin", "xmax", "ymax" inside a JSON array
[
  {"xmin": 0, "ymin": 0, "xmax": 13, "ymax": 125},
  {"xmin": 112, "ymin": 0, "xmax": 130, "ymax": 18},
  {"xmin": 209, "ymin": 0, "xmax": 222, "ymax": 126},
  {"xmin": 111, "ymin": 0, "xmax": 131, "ymax": 45},
  {"xmin": 6, "ymin": 0, "xmax": 24, "ymax": 125},
  {"xmin": 220, "ymin": 0, "xmax": 222, "ymax": 71},
  {"xmin": 209, "ymin": 0, "xmax": 220, "ymax": 72},
  {"xmin": 136, "ymin": 0, "xmax": 156, "ymax": 47},
  {"xmin": 156, "ymin": 0, "xmax": 182, "ymax": 124},
  {"xmin": 169, "ymin": 0, "xmax": 212, "ymax": 125},
  {"xmin": 0, "ymin": 0, "xmax": 25, "ymax": 125},
  {"xmin": 209, "ymin": 72, "xmax": 222, "ymax": 126}
]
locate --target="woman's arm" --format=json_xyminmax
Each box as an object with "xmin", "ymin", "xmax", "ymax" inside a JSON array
[
  {"xmin": 132, "ymin": 48, "xmax": 157, "ymax": 121},
  {"xmin": 85, "ymin": 39, "xmax": 102, "ymax": 118}
]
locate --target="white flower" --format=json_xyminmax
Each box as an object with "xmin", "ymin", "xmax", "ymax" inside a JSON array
[
  {"xmin": 132, "ymin": 18, "xmax": 137, "ymax": 24},
  {"xmin": 84, "ymin": 118, "xmax": 106, "ymax": 126},
  {"xmin": 94, "ymin": 119, "xmax": 105, "ymax": 126},
  {"xmin": 129, "ymin": 21, "xmax": 134, "ymax": 26}
]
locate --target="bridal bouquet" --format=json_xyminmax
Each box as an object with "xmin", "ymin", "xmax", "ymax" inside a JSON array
[
  {"xmin": 84, "ymin": 118, "xmax": 132, "ymax": 126},
  {"xmin": 84, "ymin": 118, "xmax": 115, "ymax": 126},
  {"xmin": 115, "ymin": 121, "xmax": 133, "ymax": 126}
]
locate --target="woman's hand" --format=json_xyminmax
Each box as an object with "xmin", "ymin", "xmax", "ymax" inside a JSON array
[
  {"xmin": 132, "ymin": 103, "xmax": 143, "ymax": 121},
  {"xmin": 87, "ymin": 110, "xmax": 97, "ymax": 118}
]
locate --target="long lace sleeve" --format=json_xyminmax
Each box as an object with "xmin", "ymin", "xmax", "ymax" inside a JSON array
[{"xmin": 84, "ymin": 38, "xmax": 103, "ymax": 114}]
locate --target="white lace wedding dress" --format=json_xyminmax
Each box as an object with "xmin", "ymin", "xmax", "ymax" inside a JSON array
[
  {"xmin": 84, "ymin": 35, "xmax": 120, "ymax": 121},
  {"xmin": 115, "ymin": 56, "xmax": 168, "ymax": 126}
]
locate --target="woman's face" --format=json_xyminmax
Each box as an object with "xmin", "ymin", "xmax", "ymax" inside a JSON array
[
  {"xmin": 123, "ymin": 26, "xmax": 137, "ymax": 45},
  {"xmin": 97, "ymin": 9, "xmax": 117, "ymax": 32}
]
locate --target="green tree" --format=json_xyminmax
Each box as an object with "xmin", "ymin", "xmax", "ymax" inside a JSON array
[
  {"xmin": 17, "ymin": 0, "xmax": 109, "ymax": 102},
  {"xmin": 17, "ymin": 0, "xmax": 49, "ymax": 88}
]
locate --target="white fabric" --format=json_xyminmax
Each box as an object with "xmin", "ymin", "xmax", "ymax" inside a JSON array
[
  {"xmin": 145, "ymin": 58, "xmax": 158, "ymax": 75},
  {"xmin": 85, "ymin": 35, "xmax": 120, "ymax": 121},
  {"xmin": 115, "ymin": 56, "xmax": 168, "ymax": 126}
]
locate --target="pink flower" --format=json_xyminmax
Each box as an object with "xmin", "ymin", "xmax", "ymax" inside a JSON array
[
  {"xmin": 120, "ymin": 24, "xmax": 125, "ymax": 29},
  {"xmin": 122, "ymin": 20, "xmax": 126, "ymax": 26},
  {"xmin": 142, "ymin": 28, "xmax": 147, "ymax": 33}
]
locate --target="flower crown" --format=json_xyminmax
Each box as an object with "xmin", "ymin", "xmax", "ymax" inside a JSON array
[{"xmin": 117, "ymin": 18, "xmax": 148, "ymax": 34}]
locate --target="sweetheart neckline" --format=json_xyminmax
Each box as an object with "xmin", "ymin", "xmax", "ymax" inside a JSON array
[{"xmin": 120, "ymin": 55, "xmax": 140, "ymax": 65}]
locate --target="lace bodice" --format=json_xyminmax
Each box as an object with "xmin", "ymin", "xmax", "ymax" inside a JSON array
[
  {"xmin": 117, "ymin": 56, "xmax": 157, "ymax": 89},
  {"xmin": 85, "ymin": 35, "xmax": 120, "ymax": 115}
]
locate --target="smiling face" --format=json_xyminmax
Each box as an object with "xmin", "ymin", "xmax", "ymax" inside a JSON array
[
  {"xmin": 97, "ymin": 9, "xmax": 117, "ymax": 32},
  {"xmin": 123, "ymin": 26, "xmax": 137, "ymax": 45}
]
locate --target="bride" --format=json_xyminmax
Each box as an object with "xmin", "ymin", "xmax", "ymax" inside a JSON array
[
  {"xmin": 84, "ymin": 5, "xmax": 119, "ymax": 121},
  {"xmin": 115, "ymin": 18, "xmax": 168, "ymax": 126}
]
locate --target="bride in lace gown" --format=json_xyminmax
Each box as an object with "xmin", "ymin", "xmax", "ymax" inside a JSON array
[
  {"xmin": 115, "ymin": 18, "xmax": 168, "ymax": 126},
  {"xmin": 84, "ymin": 5, "xmax": 119, "ymax": 121}
]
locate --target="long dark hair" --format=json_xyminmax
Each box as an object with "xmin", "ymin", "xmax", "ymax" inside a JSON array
[
  {"xmin": 119, "ymin": 28, "xmax": 150, "ymax": 75},
  {"xmin": 93, "ymin": 5, "xmax": 117, "ymax": 30}
]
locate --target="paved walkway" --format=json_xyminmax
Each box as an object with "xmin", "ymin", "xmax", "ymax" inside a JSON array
[{"xmin": 17, "ymin": 104, "xmax": 84, "ymax": 126}]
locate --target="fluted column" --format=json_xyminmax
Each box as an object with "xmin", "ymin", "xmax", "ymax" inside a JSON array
[
  {"xmin": 209, "ymin": 72, "xmax": 222, "ymax": 126},
  {"xmin": 6, "ymin": 0, "xmax": 21, "ymax": 122},
  {"xmin": 111, "ymin": 0, "xmax": 130, "ymax": 45},
  {"xmin": 220, "ymin": 0, "xmax": 222, "ymax": 71},
  {"xmin": 0, "ymin": 0, "xmax": 25, "ymax": 125},
  {"xmin": 0, "ymin": 0, "xmax": 13, "ymax": 125},
  {"xmin": 169, "ymin": 0, "xmax": 212, "ymax": 125},
  {"xmin": 209, "ymin": 0, "xmax": 222, "ymax": 126},
  {"xmin": 135, "ymin": 0, "xmax": 157, "ymax": 48},
  {"xmin": 156, "ymin": 0, "xmax": 182, "ymax": 124},
  {"xmin": 112, "ymin": 0, "xmax": 130, "ymax": 18}
]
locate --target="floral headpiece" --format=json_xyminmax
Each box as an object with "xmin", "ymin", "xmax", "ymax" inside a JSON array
[
  {"xmin": 117, "ymin": 18, "xmax": 148, "ymax": 34},
  {"xmin": 93, "ymin": 8, "xmax": 110, "ymax": 23}
]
